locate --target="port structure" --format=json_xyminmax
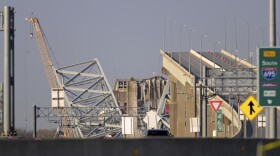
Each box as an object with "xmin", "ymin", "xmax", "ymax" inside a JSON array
[
  {"xmin": 35, "ymin": 75, "xmax": 170, "ymax": 138},
  {"xmin": 26, "ymin": 16, "xmax": 265, "ymax": 139},
  {"xmin": 27, "ymin": 16, "xmax": 171, "ymax": 139},
  {"xmin": 34, "ymin": 49, "xmax": 260, "ymax": 139},
  {"xmin": 26, "ymin": 16, "xmax": 123, "ymax": 138}
]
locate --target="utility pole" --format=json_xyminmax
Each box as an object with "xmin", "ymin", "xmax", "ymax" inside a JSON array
[
  {"xmin": 0, "ymin": 83, "xmax": 3, "ymax": 129},
  {"xmin": 33, "ymin": 105, "xmax": 37, "ymax": 138},
  {"xmin": 267, "ymin": 0, "xmax": 277, "ymax": 139},
  {"xmin": 202, "ymin": 66, "xmax": 207, "ymax": 137},
  {"xmin": 2, "ymin": 6, "xmax": 15, "ymax": 136},
  {"xmin": 199, "ymin": 83, "xmax": 202, "ymax": 137}
]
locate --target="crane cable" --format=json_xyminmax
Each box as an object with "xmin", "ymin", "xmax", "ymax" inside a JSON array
[
  {"xmin": 28, "ymin": 17, "xmax": 60, "ymax": 69},
  {"xmin": 24, "ymin": 20, "xmax": 30, "ymax": 137},
  {"xmin": 40, "ymin": 26, "xmax": 60, "ymax": 68}
]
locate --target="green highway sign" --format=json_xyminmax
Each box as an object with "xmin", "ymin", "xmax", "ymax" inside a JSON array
[
  {"xmin": 258, "ymin": 47, "xmax": 280, "ymax": 107},
  {"xmin": 216, "ymin": 109, "xmax": 223, "ymax": 132}
]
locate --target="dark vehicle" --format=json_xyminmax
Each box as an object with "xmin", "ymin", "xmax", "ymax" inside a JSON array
[{"xmin": 145, "ymin": 129, "xmax": 171, "ymax": 137}]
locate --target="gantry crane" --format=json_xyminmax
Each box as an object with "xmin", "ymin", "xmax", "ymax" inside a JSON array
[{"xmin": 26, "ymin": 17, "xmax": 74, "ymax": 138}]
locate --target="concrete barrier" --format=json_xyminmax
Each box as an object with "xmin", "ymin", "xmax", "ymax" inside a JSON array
[
  {"xmin": 221, "ymin": 50, "xmax": 256, "ymax": 68},
  {"xmin": 160, "ymin": 50, "xmax": 195, "ymax": 86},
  {"xmin": 190, "ymin": 49, "xmax": 222, "ymax": 68},
  {"xmin": 0, "ymin": 138, "xmax": 280, "ymax": 156}
]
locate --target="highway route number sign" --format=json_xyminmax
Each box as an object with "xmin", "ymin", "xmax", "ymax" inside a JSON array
[{"xmin": 216, "ymin": 109, "xmax": 223, "ymax": 132}]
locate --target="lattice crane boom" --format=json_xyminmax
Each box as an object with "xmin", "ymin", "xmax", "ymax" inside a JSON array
[
  {"xmin": 26, "ymin": 17, "xmax": 76, "ymax": 138},
  {"xmin": 25, "ymin": 17, "xmax": 59, "ymax": 89}
]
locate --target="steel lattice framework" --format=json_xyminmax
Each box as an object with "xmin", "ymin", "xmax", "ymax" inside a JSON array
[
  {"xmin": 35, "ymin": 106, "xmax": 147, "ymax": 138},
  {"xmin": 55, "ymin": 59, "xmax": 123, "ymax": 138},
  {"xmin": 206, "ymin": 67, "xmax": 257, "ymax": 96}
]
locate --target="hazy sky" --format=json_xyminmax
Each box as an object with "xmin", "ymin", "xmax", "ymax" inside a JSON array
[{"xmin": 0, "ymin": 0, "xmax": 278, "ymax": 130}]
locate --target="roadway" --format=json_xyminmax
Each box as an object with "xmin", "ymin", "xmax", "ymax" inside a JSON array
[
  {"xmin": 169, "ymin": 50, "xmax": 280, "ymax": 138},
  {"xmin": 170, "ymin": 51, "xmax": 210, "ymax": 78},
  {"xmin": 170, "ymin": 51, "xmax": 249, "ymax": 78}
]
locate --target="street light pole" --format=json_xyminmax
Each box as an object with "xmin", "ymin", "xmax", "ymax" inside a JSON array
[
  {"xmin": 277, "ymin": 33, "xmax": 280, "ymax": 46},
  {"xmin": 163, "ymin": 17, "xmax": 169, "ymax": 52},
  {"xmin": 233, "ymin": 19, "xmax": 238, "ymax": 51},
  {"xmin": 268, "ymin": 0, "xmax": 277, "ymax": 139},
  {"xmin": 234, "ymin": 49, "xmax": 239, "ymax": 67},
  {"xmin": 257, "ymin": 26, "xmax": 264, "ymax": 47},
  {"xmin": 243, "ymin": 22, "xmax": 250, "ymax": 63},
  {"xmin": 202, "ymin": 66, "xmax": 208, "ymax": 138},
  {"xmin": 179, "ymin": 25, "xmax": 187, "ymax": 65},
  {"xmin": 222, "ymin": 16, "xmax": 227, "ymax": 51},
  {"xmin": 213, "ymin": 41, "xmax": 221, "ymax": 68},
  {"xmin": 200, "ymin": 35, "xmax": 207, "ymax": 79},
  {"xmin": 188, "ymin": 29, "xmax": 195, "ymax": 72},
  {"xmin": 170, "ymin": 20, "xmax": 176, "ymax": 59},
  {"xmin": 230, "ymin": 49, "xmax": 238, "ymax": 67}
]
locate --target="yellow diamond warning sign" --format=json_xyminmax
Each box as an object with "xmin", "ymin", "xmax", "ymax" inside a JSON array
[{"xmin": 239, "ymin": 96, "xmax": 263, "ymax": 121}]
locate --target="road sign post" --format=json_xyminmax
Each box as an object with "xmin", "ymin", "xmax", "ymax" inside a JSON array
[{"xmin": 258, "ymin": 47, "xmax": 280, "ymax": 107}]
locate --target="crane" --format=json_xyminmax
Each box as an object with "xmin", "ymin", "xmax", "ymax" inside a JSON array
[
  {"xmin": 26, "ymin": 17, "xmax": 75, "ymax": 138},
  {"xmin": 25, "ymin": 17, "xmax": 59, "ymax": 89}
]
